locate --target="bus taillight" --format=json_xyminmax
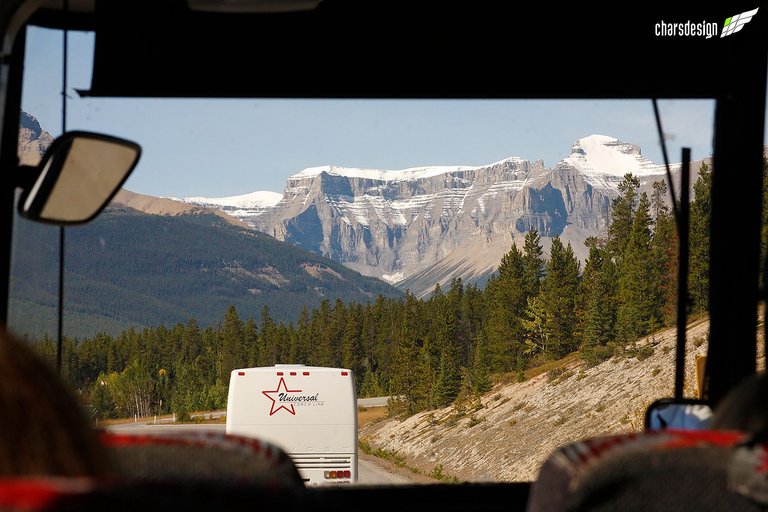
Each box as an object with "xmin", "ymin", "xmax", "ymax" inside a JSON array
[{"xmin": 324, "ymin": 470, "xmax": 351, "ymax": 480}]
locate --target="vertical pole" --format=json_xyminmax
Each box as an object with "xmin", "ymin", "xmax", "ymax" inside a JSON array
[
  {"xmin": 674, "ymin": 148, "xmax": 690, "ymax": 399},
  {"xmin": 56, "ymin": 2, "xmax": 68, "ymax": 374}
]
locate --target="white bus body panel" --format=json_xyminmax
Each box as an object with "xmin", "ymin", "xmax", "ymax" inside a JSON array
[{"xmin": 226, "ymin": 365, "xmax": 357, "ymax": 485}]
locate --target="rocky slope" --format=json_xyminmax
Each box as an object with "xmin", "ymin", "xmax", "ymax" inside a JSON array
[{"xmin": 360, "ymin": 318, "xmax": 765, "ymax": 483}]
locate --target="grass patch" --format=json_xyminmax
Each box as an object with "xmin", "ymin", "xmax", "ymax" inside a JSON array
[
  {"xmin": 431, "ymin": 464, "xmax": 460, "ymax": 483},
  {"xmin": 359, "ymin": 440, "xmax": 407, "ymax": 467},
  {"xmin": 358, "ymin": 406, "xmax": 389, "ymax": 427},
  {"xmin": 627, "ymin": 344, "xmax": 654, "ymax": 361},
  {"xmin": 549, "ymin": 369, "xmax": 575, "ymax": 385},
  {"xmin": 466, "ymin": 415, "xmax": 483, "ymax": 428},
  {"xmin": 524, "ymin": 352, "xmax": 581, "ymax": 381}
]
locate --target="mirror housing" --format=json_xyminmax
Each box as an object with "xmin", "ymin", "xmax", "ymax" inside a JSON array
[
  {"xmin": 645, "ymin": 398, "xmax": 713, "ymax": 432},
  {"xmin": 18, "ymin": 131, "xmax": 141, "ymax": 225}
]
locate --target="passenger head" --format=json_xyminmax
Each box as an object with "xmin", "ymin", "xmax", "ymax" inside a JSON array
[
  {"xmin": 0, "ymin": 327, "xmax": 111, "ymax": 476},
  {"xmin": 710, "ymin": 371, "xmax": 768, "ymax": 434}
]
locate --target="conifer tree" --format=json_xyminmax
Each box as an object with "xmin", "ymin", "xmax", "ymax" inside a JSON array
[
  {"xmin": 243, "ymin": 318, "xmax": 258, "ymax": 367},
  {"xmin": 608, "ymin": 173, "xmax": 640, "ymax": 261},
  {"xmin": 523, "ymin": 229, "xmax": 544, "ymax": 298},
  {"xmin": 541, "ymin": 237, "xmax": 580, "ymax": 358},
  {"xmin": 341, "ymin": 303, "xmax": 364, "ymax": 389},
  {"xmin": 217, "ymin": 305, "xmax": 245, "ymax": 384},
  {"xmin": 433, "ymin": 344, "xmax": 461, "ymax": 407},
  {"xmin": 484, "ymin": 244, "xmax": 528, "ymax": 371},
  {"xmin": 257, "ymin": 305, "xmax": 277, "ymax": 366},
  {"xmin": 389, "ymin": 292, "xmax": 430, "ymax": 416},
  {"xmin": 578, "ymin": 237, "xmax": 618, "ymax": 363},
  {"xmin": 651, "ymin": 180, "xmax": 678, "ymax": 325},
  {"xmin": 469, "ymin": 330, "xmax": 491, "ymax": 394},
  {"xmin": 616, "ymin": 192, "xmax": 657, "ymax": 343},
  {"xmin": 689, "ymin": 163, "xmax": 712, "ymax": 313}
]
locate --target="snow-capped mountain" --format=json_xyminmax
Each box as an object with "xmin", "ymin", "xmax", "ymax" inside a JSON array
[
  {"xmin": 563, "ymin": 134, "xmax": 674, "ymax": 189},
  {"xmin": 185, "ymin": 135, "xmax": 687, "ymax": 296},
  {"xmin": 179, "ymin": 191, "xmax": 282, "ymax": 223}
]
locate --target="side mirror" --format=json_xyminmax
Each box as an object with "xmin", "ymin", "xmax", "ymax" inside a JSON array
[
  {"xmin": 645, "ymin": 398, "xmax": 713, "ymax": 432},
  {"xmin": 18, "ymin": 131, "xmax": 141, "ymax": 225}
]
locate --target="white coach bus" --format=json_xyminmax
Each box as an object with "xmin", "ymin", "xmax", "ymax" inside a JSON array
[{"xmin": 226, "ymin": 365, "xmax": 358, "ymax": 485}]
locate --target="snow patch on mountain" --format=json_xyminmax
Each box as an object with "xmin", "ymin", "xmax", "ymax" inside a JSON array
[
  {"xmin": 180, "ymin": 191, "xmax": 283, "ymax": 220},
  {"xmin": 183, "ymin": 191, "xmax": 283, "ymax": 209},
  {"xmin": 290, "ymin": 156, "xmax": 527, "ymax": 182},
  {"xmin": 562, "ymin": 134, "xmax": 673, "ymax": 189}
]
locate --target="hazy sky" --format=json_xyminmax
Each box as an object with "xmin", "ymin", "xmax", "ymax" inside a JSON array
[{"xmin": 20, "ymin": 26, "xmax": 736, "ymax": 199}]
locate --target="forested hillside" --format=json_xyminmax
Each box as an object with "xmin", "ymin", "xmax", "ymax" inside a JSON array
[{"xmin": 9, "ymin": 205, "xmax": 401, "ymax": 340}]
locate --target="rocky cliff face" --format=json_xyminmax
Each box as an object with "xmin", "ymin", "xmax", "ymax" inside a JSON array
[
  {"xmin": 18, "ymin": 111, "xmax": 53, "ymax": 166},
  {"xmin": 255, "ymin": 158, "xmax": 559, "ymax": 283},
  {"xmin": 187, "ymin": 135, "xmax": 686, "ymax": 297}
]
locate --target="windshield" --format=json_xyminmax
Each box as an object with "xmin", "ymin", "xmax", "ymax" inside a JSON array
[{"xmin": 10, "ymin": 25, "xmax": 735, "ymax": 485}]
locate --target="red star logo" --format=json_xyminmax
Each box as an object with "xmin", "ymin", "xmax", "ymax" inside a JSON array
[{"xmin": 262, "ymin": 377, "xmax": 303, "ymax": 416}]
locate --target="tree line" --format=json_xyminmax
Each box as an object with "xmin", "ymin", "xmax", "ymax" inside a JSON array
[{"xmin": 31, "ymin": 166, "xmax": 725, "ymax": 420}]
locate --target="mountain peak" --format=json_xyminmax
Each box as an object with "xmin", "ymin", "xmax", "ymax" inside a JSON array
[
  {"xmin": 183, "ymin": 190, "xmax": 283, "ymax": 209},
  {"xmin": 288, "ymin": 158, "xmax": 529, "ymax": 183},
  {"xmin": 18, "ymin": 110, "xmax": 54, "ymax": 166},
  {"xmin": 563, "ymin": 134, "xmax": 669, "ymax": 178}
]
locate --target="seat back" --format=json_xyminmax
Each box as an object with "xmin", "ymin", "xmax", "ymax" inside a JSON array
[
  {"xmin": 527, "ymin": 429, "xmax": 768, "ymax": 512},
  {"xmin": 102, "ymin": 431, "xmax": 303, "ymax": 488}
]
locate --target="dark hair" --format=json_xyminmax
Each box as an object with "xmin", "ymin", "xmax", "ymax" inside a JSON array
[
  {"xmin": 0, "ymin": 328, "xmax": 112, "ymax": 476},
  {"xmin": 710, "ymin": 371, "xmax": 768, "ymax": 434}
]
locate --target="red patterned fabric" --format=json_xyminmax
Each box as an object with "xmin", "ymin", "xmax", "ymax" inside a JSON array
[{"xmin": 527, "ymin": 429, "xmax": 751, "ymax": 512}]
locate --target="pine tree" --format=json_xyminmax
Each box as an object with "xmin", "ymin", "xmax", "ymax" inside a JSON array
[
  {"xmin": 689, "ymin": 163, "xmax": 712, "ymax": 313},
  {"xmin": 521, "ymin": 295, "xmax": 549, "ymax": 356},
  {"xmin": 341, "ymin": 303, "xmax": 364, "ymax": 390},
  {"xmin": 389, "ymin": 292, "xmax": 430, "ymax": 416},
  {"xmin": 244, "ymin": 318, "xmax": 259, "ymax": 367},
  {"xmin": 257, "ymin": 305, "xmax": 277, "ymax": 366},
  {"xmin": 360, "ymin": 368, "xmax": 385, "ymax": 398},
  {"xmin": 608, "ymin": 173, "xmax": 641, "ymax": 261},
  {"xmin": 540, "ymin": 237, "xmax": 580, "ymax": 358},
  {"xmin": 217, "ymin": 305, "xmax": 245, "ymax": 384},
  {"xmin": 651, "ymin": 180, "xmax": 678, "ymax": 325},
  {"xmin": 432, "ymin": 344, "xmax": 461, "ymax": 407},
  {"xmin": 484, "ymin": 244, "xmax": 528, "ymax": 371},
  {"xmin": 522, "ymin": 229, "xmax": 544, "ymax": 298},
  {"xmin": 293, "ymin": 306, "xmax": 312, "ymax": 364},
  {"xmin": 469, "ymin": 330, "xmax": 491, "ymax": 394},
  {"xmin": 579, "ymin": 237, "xmax": 618, "ymax": 364},
  {"xmin": 616, "ymin": 192, "xmax": 657, "ymax": 344}
]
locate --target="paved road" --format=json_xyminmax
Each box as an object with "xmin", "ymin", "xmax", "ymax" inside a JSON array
[
  {"xmin": 104, "ymin": 422, "xmax": 411, "ymax": 485},
  {"xmin": 358, "ymin": 397, "xmax": 388, "ymax": 407}
]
